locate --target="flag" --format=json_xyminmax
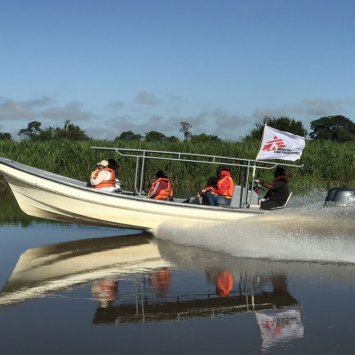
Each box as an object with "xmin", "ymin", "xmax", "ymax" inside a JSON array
[{"xmin": 256, "ymin": 125, "xmax": 305, "ymax": 161}]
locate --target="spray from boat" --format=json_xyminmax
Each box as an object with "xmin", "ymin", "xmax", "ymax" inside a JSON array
[{"xmin": 153, "ymin": 190, "xmax": 355, "ymax": 264}]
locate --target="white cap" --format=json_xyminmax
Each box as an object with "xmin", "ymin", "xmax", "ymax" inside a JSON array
[{"xmin": 97, "ymin": 160, "xmax": 109, "ymax": 167}]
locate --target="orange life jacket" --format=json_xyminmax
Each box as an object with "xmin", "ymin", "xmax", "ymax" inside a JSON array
[
  {"xmin": 150, "ymin": 269, "xmax": 172, "ymax": 297},
  {"xmin": 213, "ymin": 174, "xmax": 234, "ymax": 198},
  {"xmin": 201, "ymin": 184, "xmax": 216, "ymax": 195},
  {"xmin": 149, "ymin": 178, "xmax": 173, "ymax": 200},
  {"xmin": 216, "ymin": 271, "xmax": 234, "ymax": 298},
  {"xmin": 93, "ymin": 167, "xmax": 116, "ymax": 189},
  {"xmin": 271, "ymin": 175, "xmax": 289, "ymax": 183}
]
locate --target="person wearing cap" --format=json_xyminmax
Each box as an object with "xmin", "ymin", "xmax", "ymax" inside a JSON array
[
  {"xmin": 258, "ymin": 167, "xmax": 289, "ymax": 210},
  {"xmin": 204, "ymin": 166, "xmax": 234, "ymax": 206},
  {"xmin": 90, "ymin": 160, "xmax": 116, "ymax": 192}
]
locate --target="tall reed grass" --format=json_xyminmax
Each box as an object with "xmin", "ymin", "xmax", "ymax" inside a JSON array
[{"xmin": 0, "ymin": 139, "xmax": 354, "ymax": 190}]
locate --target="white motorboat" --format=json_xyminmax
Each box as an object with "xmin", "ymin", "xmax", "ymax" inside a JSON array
[{"xmin": 0, "ymin": 147, "xmax": 299, "ymax": 230}]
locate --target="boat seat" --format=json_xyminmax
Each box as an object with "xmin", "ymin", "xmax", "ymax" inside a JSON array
[{"xmin": 269, "ymin": 192, "xmax": 293, "ymax": 210}]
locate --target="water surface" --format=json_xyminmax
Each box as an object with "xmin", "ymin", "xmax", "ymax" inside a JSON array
[{"xmin": 1, "ymin": 191, "xmax": 355, "ymax": 354}]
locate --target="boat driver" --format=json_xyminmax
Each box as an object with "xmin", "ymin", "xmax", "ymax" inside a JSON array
[
  {"xmin": 90, "ymin": 160, "xmax": 117, "ymax": 192},
  {"xmin": 258, "ymin": 167, "xmax": 289, "ymax": 210}
]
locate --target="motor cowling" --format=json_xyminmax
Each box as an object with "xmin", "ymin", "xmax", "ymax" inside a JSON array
[{"xmin": 325, "ymin": 187, "xmax": 355, "ymax": 206}]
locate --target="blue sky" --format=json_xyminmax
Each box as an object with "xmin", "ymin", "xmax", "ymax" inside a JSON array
[{"xmin": 1, "ymin": 0, "xmax": 355, "ymax": 141}]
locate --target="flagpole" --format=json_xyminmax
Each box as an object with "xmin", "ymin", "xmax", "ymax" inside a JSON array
[
  {"xmin": 252, "ymin": 122, "xmax": 267, "ymax": 181},
  {"xmin": 246, "ymin": 122, "xmax": 267, "ymax": 207}
]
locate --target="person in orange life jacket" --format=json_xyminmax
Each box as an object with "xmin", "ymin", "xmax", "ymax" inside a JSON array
[
  {"xmin": 205, "ymin": 269, "xmax": 234, "ymax": 298},
  {"xmin": 90, "ymin": 160, "xmax": 117, "ymax": 192},
  {"xmin": 258, "ymin": 167, "xmax": 289, "ymax": 210},
  {"xmin": 216, "ymin": 270, "xmax": 234, "ymax": 298},
  {"xmin": 149, "ymin": 268, "xmax": 172, "ymax": 298},
  {"xmin": 147, "ymin": 170, "xmax": 173, "ymax": 200},
  {"xmin": 204, "ymin": 166, "xmax": 234, "ymax": 206},
  {"xmin": 107, "ymin": 158, "xmax": 121, "ymax": 190},
  {"xmin": 91, "ymin": 279, "xmax": 118, "ymax": 308}
]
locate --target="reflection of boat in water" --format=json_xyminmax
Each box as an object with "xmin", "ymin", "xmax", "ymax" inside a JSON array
[
  {"xmin": 0, "ymin": 234, "xmax": 304, "ymax": 313},
  {"xmin": 93, "ymin": 275, "xmax": 299, "ymax": 325},
  {"xmin": 0, "ymin": 233, "xmax": 310, "ymax": 348},
  {"xmin": 3, "ymin": 234, "xmax": 355, "ymax": 311},
  {"xmin": 0, "ymin": 233, "xmax": 170, "ymax": 306}
]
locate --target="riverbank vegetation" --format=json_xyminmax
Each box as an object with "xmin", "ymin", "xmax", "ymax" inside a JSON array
[
  {"xmin": 0, "ymin": 138, "xmax": 354, "ymax": 191},
  {"xmin": 1, "ymin": 115, "xmax": 354, "ymax": 191}
]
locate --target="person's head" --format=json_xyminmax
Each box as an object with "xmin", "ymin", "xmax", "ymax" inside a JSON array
[
  {"xmin": 274, "ymin": 167, "xmax": 286, "ymax": 178},
  {"xmin": 216, "ymin": 166, "xmax": 230, "ymax": 177},
  {"xmin": 108, "ymin": 158, "xmax": 119, "ymax": 170},
  {"xmin": 97, "ymin": 160, "xmax": 109, "ymax": 169},
  {"xmin": 207, "ymin": 176, "xmax": 217, "ymax": 186},
  {"xmin": 155, "ymin": 170, "xmax": 167, "ymax": 179}
]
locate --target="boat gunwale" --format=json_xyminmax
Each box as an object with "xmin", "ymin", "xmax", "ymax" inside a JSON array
[{"xmin": 0, "ymin": 157, "xmax": 265, "ymax": 215}]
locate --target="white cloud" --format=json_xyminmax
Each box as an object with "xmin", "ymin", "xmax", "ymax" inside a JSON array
[
  {"xmin": 253, "ymin": 97, "xmax": 355, "ymax": 121},
  {"xmin": 26, "ymin": 96, "xmax": 55, "ymax": 108},
  {"xmin": 134, "ymin": 91, "xmax": 160, "ymax": 105},
  {"xmin": 4, "ymin": 92, "xmax": 354, "ymax": 142},
  {"xmin": 252, "ymin": 107, "xmax": 288, "ymax": 120},
  {"xmin": 165, "ymin": 95, "xmax": 189, "ymax": 113},
  {"xmin": 40, "ymin": 101, "xmax": 93, "ymax": 122},
  {"xmin": 108, "ymin": 101, "xmax": 125, "ymax": 112},
  {"xmin": 108, "ymin": 114, "xmax": 173, "ymax": 136},
  {"xmin": 212, "ymin": 110, "xmax": 252, "ymax": 140},
  {"xmin": 0, "ymin": 98, "xmax": 36, "ymax": 120}
]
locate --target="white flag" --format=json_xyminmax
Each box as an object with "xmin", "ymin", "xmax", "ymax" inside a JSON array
[{"xmin": 256, "ymin": 126, "xmax": 305, "ymax": 161}]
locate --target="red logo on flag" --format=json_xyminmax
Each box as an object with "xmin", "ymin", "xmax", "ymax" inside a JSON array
[{"xmin": 262, "ymin": 136, "xmax": 286, "ymax": 151}]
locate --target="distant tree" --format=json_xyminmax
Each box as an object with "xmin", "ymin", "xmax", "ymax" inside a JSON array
[
  {"xmin": 0, "ymin": 132, "xmax": 12, "ymax": 140},
  {"xmin": 309, "ymin": 115, "xmax": 355, "ymax": 142},
  {"xmin": 190, "ymin": 133, "xmax": 221, "ymax": 143},
  {"xmin": 53, "ymin": 120, "xmax": 89, "ymax": 140},
  {"xmin": 115, "ymin": 130, "xmax": 143, "ymax": 141},
  {"xmin": 145, "ymin": 131, "xmax": 166, "ymax": 142},
  {"xmin": 179, "ymin": 122, "xmax": 192, "ymax": 142},
  {"xmin": 29, "ymin": 120, "xmax": 89, "ymax": 141},
  {"xmin": 166, "ymin": 135, "xmax": 180, "ymax": 142},
  {"xmin": 18, "ymin": 121, "xmax": 42, "ymax": 140},
  {"xmin": 34, "ymin": 127, "xmax": 55, "ymax": 141},
  {"xmin": 243, "ymin": 116, "xmax": 308, "ymax": 141}
]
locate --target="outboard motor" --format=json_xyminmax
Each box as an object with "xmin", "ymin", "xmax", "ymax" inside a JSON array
[{"xmin": 325, "ymin": 187, "xmax": 355, "ymax": 206}]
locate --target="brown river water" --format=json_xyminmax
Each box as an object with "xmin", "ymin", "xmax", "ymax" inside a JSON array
[{"xmin": 1, "ymin": 190, "xmax": 355, "ymax": 354}]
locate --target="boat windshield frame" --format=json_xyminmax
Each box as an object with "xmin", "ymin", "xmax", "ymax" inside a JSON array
[{"xmin": 91, "ymin": 147, "xmax": 302, "ymax": 198}]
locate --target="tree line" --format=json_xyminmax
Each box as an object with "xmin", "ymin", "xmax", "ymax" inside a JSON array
[{"xmin": 1, "ymin": 115, "xmax": 355, "ymax": 143}]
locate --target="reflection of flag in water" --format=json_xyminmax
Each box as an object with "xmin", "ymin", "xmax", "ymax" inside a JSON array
[
  {"xmin": 256, "ymin": 309, "xmax": 304, "ymax": 350},
  {"xmin": 256, "ymin": 126, "xmax": 305, "ymax": 161}
]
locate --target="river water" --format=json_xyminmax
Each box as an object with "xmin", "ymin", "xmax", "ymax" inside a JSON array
[{"xmin": 1, "ymin": 190, "xmax": 355, "ymax": 354}]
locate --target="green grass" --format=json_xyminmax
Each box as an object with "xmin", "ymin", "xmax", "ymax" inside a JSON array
[{"xmin": 0, "ymin": 139, "xmax": 354, "ymax": 190}]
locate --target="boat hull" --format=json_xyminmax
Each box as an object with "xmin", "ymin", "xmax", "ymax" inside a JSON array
[{"xmin": 0, "ymin": 158, "xmax": 263, "ymax": 230}]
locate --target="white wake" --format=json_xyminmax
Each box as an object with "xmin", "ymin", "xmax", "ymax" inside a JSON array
[{"xmin": 153, "ymin": 190, "xmax": 355, "ymax": 264}]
